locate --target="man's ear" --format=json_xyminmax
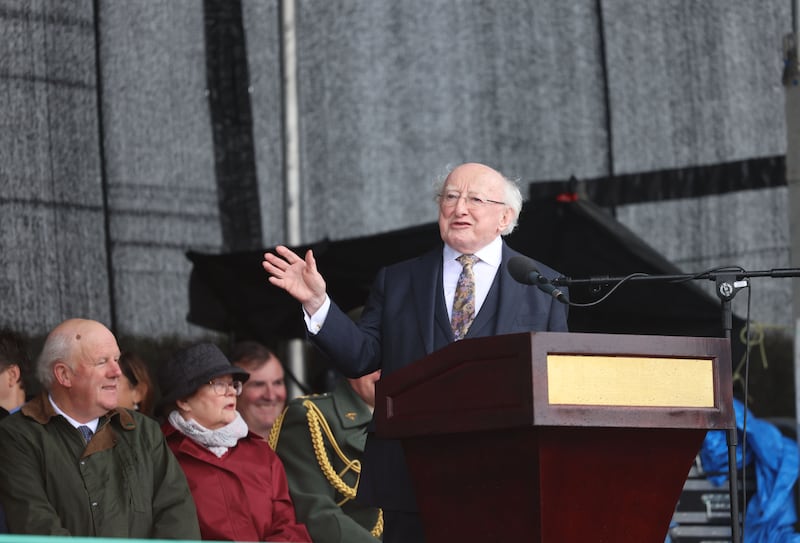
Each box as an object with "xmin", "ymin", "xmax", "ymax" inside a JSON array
[
  {"xmin": 176, "ymin": 398, "xmax": 191, "ymax": 412},
  {"xmin": 54, "ymin": 362, "xmax": 72, "ymax": 387},
  {"xmin": 3, "ymin": 364, "xmax": 20, "ymax": 386},
  {"xmin": 499, "ymin": 208, "xmax": 513, "ymax": 231}
]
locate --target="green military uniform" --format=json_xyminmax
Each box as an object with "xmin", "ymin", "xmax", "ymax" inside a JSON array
[{"xmin": 271, "ymin": 379, "xmax": 382, "ymax": 542}]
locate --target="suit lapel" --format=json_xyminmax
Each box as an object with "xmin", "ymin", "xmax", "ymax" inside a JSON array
[
  {"xmin": 467, "ymin": 270, "xmax": 499, "ymax": 338},
  {"xmin": 331, "ymin": 381, "xmax": 372, "ymax": 451},
  {"xmin": 411, "ymin": 247, "xmax": 444, "ymax": 354},
  {"xmin": 410, "ymin": 243, "xmax": 526, "ymax": 349},
  {"xmin": 494, "ymin": 243, "xmax": 526, "ymax": 334}
]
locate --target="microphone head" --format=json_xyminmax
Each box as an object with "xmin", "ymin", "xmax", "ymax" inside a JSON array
[
  {"xmin": 508, "ymin": 255, "xmax": 570, "ymax": 304},
  {"xmin": 507, "ymin": 255, "xmax": 538, "ymax": 285}
]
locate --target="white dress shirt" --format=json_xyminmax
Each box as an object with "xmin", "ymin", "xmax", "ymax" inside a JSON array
[
  {"xmin": 306, "ymin": 236, "xmax": 504, "ymax": 333},
  {"xmin": 48, "ymin": 394, "xmax": 99, "ymax": 433},
  {"xmin": 442, "ymin": 236, "xmax": 503, "ymax": 321}
]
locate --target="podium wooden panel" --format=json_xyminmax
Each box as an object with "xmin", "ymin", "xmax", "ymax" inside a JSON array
[{"xmin": 374, "ymin": 332, "xmax": 733, "ymax": 543}]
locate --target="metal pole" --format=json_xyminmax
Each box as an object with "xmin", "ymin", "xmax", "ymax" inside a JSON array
[
  {"xmin": 281, "ymin": 0, "xmax": 306, "ymax": 399},
  {"xmin": 92, "ymin": 0, "xmax": 118, "ymax": 334},
  {"xmin": 785, "ymin": 0, "xmax": 800, "ymax": 520},
  {"xmin": 787, "ymin": 6, "xmax": 800, "ymax": 317}
]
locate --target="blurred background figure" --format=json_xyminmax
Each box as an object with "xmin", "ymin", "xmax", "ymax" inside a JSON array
[
  {"xmin": 272, "ymin": 370, "xmax": 383, "ymax": 542},
  {"xmin": 230, "ymin": 341, "xmax": 287, "ymax": 439},
  {"xmin": 159, "ymin": 342, "xmax": 311, "ymax": 542},
  {"xmin": 118, "ymin": 351, "xmax": 155, "ymax": 416},
  {"xmin": 0, "ymin": 328, "xmax": 34, "ymax": 419}
]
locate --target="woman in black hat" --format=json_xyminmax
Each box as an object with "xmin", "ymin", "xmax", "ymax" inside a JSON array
[{"xmin": 159, "ymin": 342, "xmax": 311, "ymax": 542}]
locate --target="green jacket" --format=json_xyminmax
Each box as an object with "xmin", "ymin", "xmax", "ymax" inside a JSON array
[
  {"xmin": 0, "ymin": 392, "xmax": 200, "ymax": 538},
  {"xmin": 273, "ymin": 380, "xmax": 382, "ymax": 542}
]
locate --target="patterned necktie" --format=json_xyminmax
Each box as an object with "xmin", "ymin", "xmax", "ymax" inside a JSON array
[
  {"xmin": 451, "ymin": 254, "xmax": 479, "ymax": 341},
  {"xmin": 77, "ymin": 425, "xmax": 94, "ymax": 444}
]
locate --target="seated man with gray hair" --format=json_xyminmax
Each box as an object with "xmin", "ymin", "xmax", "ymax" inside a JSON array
[{"xmin": 0, "ymin": 318, "xmax": 200, "ymax": 538}]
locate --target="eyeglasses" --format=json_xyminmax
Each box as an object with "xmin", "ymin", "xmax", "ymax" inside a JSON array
[
  {"xmin": 207, "ymin": 380, "xmax": 243, "ymax": 396},
  {"xmin": 439, "ymin": 191, "xmax": 506, "ymax": 209}
]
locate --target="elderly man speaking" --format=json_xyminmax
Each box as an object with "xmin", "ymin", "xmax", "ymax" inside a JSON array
[
  {"xmin": 0, "ymin": 318, "xmax": 199, "ymax": 538},
  {"xmin": 263, "ymin": 162, "xmax": 569, "ymax": 542}
]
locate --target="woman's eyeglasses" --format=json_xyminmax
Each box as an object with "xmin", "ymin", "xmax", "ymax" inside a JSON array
[{"xmin": 207, "ymin": 380, "xmax": 243, "ymax": 396}]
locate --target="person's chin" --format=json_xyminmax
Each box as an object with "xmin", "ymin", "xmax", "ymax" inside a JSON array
[
  {"xmin": 256, "ymin": 404, "xmax": 279, "ymax": 415},
  {"xmin": 445, "ymin": 231, "xmax": 474, "ymax": 245},
  {"xmin": 99, "ymin": 391, "xmax": 119, "ymax": 408},
  {"xmin": 263, "ymin": 417, "xmax": 277, "ymax": 429},
  {"xmin": 100, "ymin": 402, "xmax": 119, "ymax": 413}
]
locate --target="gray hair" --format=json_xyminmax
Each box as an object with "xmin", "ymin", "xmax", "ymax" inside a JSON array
[
  {"xmin": 499, "ymin": 175, "xmax": 523, "ymax": 235},
  {"xmin": 432, "ymin": 164, "xmax": 524, "ymax": 235},
  {"xmin": 36, "ymin": 330, "xmax": 73, "ymax": 390}
]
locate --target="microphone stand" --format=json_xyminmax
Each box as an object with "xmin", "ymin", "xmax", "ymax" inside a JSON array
[{"xmin": 551, "ymin": 266, "xmax": 800, "ymax": 543}]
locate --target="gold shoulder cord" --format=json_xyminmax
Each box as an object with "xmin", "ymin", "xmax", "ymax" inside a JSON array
[
  {"xmin": 267, "ymin": 406, "xmax": 289, "ymax": 450},
  {"xmin": 303, "ymin": 399, "xmax": 383, "ymax": 538}
]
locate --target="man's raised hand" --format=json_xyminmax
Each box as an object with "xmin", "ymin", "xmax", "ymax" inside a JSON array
[{"xmin": 262, "ymin": 245, "xmax": 328, "ymax": 315}]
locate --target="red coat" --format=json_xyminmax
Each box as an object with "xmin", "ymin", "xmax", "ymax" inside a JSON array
[{"xmin": 163, "ymin": 422, "xmax": 311, "ymax": 542}]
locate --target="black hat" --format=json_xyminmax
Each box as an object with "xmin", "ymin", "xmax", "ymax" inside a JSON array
[{"xmin": 158, "ymin": 343, "xmax": 250, "ymax": 405}]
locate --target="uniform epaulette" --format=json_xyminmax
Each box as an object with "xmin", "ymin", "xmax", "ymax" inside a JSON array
[
  {"xmin": 300, "ymin": 399, "xmax": 383, "ymax": 537},
  {"xmin": 293, "ymin": 392, "xmax": 331, "ymax": 401}
]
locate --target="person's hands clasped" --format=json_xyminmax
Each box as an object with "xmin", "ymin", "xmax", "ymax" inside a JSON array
[{"xmin": 262, "ymin": 245, "xmax": 328, "ymax": 315}]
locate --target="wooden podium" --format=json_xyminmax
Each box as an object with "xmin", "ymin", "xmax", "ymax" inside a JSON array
[{"xmin": 374, "ymin": 331, "xmax": 734, "ymax": 542}]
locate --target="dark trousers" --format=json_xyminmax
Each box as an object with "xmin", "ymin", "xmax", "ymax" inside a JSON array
[{"xmin": 383, "ymin": 510, "xmax": 426, "ymax": 543}]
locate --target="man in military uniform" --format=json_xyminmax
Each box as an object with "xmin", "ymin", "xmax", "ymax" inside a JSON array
[{"xmin": 271, "ymin": 370, "xmax": 382, "ymax": 542}]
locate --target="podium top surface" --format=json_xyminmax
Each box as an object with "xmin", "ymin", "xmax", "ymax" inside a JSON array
[{"xmin": 375, "ymin": 331, "xmax": 734, "ymax": 438}]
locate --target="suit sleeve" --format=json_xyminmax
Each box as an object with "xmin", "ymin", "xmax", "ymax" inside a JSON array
[
  {"xmin": 311, "ymin": 268, "xmax": 387, "ymax": 378},
  {"xmin": 276, "ymin": 402, "xmax": 380, "ymax": 543}
]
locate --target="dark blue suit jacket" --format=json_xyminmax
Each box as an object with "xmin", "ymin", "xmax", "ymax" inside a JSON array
[{"xmin": 311, "ymin": 241, "xmax": 568, "ymax": 511}]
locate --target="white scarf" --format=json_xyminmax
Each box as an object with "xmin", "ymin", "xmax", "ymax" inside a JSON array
[{"xmin": 168, "ymin": 410, "xmax": 249, "ymax": 458}]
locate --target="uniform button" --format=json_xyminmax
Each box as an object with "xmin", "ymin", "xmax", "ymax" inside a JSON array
[{"xmin": 92, "ymin": 502, "xmax": 98, "ymax": 507}]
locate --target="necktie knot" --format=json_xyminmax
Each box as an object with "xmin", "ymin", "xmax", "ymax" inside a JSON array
[
  {"xmin": 77, "ymin": 425, "xmax": 94, "ymax": 444},
  {"xmin": 451, "ymin": 254, "xmax": 479, "ymax": 341},
  {"xmin": 457, "ymin": 254, "xmax": 479, "ymax": 270}
]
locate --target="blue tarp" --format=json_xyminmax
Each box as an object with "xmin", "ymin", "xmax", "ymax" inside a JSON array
[{"xmin": 701, "ymin": 398, "xmax": 800, "ymax": 543}]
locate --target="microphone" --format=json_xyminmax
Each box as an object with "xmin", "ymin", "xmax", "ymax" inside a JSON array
[{"xmin": 507, "ymin": 255, "xmax": 569, "ymax": 304}]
